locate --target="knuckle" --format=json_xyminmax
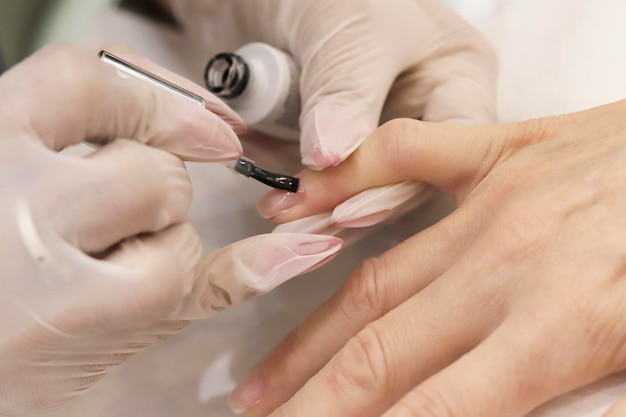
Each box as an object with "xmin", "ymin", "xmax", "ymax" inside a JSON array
[
  {"xmin": 328, "ymin": 325, "xmax": 393, "ymax": 398},
  {"xmin": 374, "ymin": 118, "xmax": 425, "ymax": 175},
  {"xmin": 504, "ymin": 117, "xmax": 558, "ymax": 151},
  {"xmin": 343, "ymin": 256, "xmax": 390, "ymax": 320},
  {"xmin": 118, "ymin": 141, "xmax": 191, "ymax": 226},
  {"xmin": 490, "ymin": 200, "xmax": 551, "ymax": 264},
  {"xmin": 132, "ymin": 86, "xmax": 161, "ymax": 140}
]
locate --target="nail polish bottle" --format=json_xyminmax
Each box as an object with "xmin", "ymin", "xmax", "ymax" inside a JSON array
[{"xmin": 204, "ymin": 42, "xmax": 301, "ymax": 141}]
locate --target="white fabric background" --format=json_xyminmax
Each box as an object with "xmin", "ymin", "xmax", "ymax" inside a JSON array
[{"xmin": 48, "ymin": 1, "xmax": 626, "ymax": 415}]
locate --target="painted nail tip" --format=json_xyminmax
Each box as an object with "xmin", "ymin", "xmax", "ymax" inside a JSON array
[
  {"xmin": 266, "ymin": 237, "xmax": 344, "ymax": 284},
  {"xmin": 257, "ymin": 189, "xmax": 304, "ymax": 219}
]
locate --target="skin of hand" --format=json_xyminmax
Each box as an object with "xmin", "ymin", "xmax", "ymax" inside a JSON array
[
  {"xmin": 0, "ymin": 44, "xmax": 343, "ymax": 415},
  {"xmin": 228, "ymin": 100, "xmax": 626, "ymax": 417},
  {"xmin": 159, "ymin": 0, "xmax": 497, "ymax": 170}
]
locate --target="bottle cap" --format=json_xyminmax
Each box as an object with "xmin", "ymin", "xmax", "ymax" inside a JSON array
[{"xmin": 204, "ymin": 53, "xmax": 250, "ymax": 99}]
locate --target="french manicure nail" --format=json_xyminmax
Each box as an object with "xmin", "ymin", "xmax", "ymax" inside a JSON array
[
  {"xmin": 243, "ymin": 234, "xmax": 343, "ymax": 292},
  {"xmin": 201, "ymin": 117, "xmax": 243, "ymax": 161},
  {"xmin": 230, "ymin": 368, "xmax": 265, "ymax": 414},
  {"xmin": 273, "ymin": 212, "xmax": 342, "ymax": 235},
  {"xmin": 300, "ymin": 101, "xmax": 371, "ymax": 169},
  {"xmin": 183, "ymin": 234, "xmax": 343, "ymax": 319},
  {"xmin": 175, "ymin": 112, "xmax": 243, "ymax": 162},
  {"xmin": 331, "ymin": 182, "xmax": 431, "ymax": 228},
  {"xmin": 257, "ymin": 188, "xmax": 305, "ymax": 219}
]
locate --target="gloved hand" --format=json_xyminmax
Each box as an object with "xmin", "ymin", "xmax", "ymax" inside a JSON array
[
  {"xmin": 162, "ymin": 0, "xmax": 497, "ymax": 169},
  {"xmin": 160, "ymin": 0, "xmax": 497, "ymax": 233},
  {"xmin": 0, "ymin": 44, "xmax": 342, "ymax": 416}
]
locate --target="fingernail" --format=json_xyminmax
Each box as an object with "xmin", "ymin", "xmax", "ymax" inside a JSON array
[
  {"xmin": 331, "ymin": 182, "xmax": 431, "ymax": 228},
  {"xmin": 257, "ymin": 188, "xmax": 305, "ymax": 219},
  {"xmin": 202, "ymin": 94, "xmax": 247, "ymax": 135},
  {"xmin": 236, "ymin": 233, "xmax": 343, "ymax": 294},
  {"xmin": 300, "ymin": 102, "xmax": 371, "ymax": 169},
  {"xmin": 272, "ymin": 212, "xmax": 341, "ymax": 235},
  {"xmin": 176, "ymin": 111, "xmax": 243, "ymax": 162},
  {"xmin": 200, "ymin": 117, "xmax": 243, "ymax": 161},
  {"xmin": 230, "ymin": 368, "xmax": 265, "ymax": 414},
  {"xmin": 188, "ymin": 234, "xmax": 343, "ymax": 318}
]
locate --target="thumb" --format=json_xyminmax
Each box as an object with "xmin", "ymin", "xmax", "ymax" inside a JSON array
[
  {"xmin": 295, "ymin": 11, "xmax": 398, "ymax": 170},
  {"xmin": 259, "ymin": 119, "xmax": 506, "ymax": 222}
]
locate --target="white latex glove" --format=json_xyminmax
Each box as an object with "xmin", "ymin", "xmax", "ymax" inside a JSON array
[
  {"xmin": 0, "ymin": 44, "xmax": 343, "ymax": 416},
  {"xmin": 160, "ymin": 0, "xmax": 497, "ymax": 234},
  {"xmin": 161, "ymin": 0, "xmax": 497, "ymax": 169}
]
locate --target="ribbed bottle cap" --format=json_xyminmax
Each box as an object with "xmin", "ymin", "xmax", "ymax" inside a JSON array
[{"xmin": 204, "ymin": 52, "xmax": 250, "ymax": 99}]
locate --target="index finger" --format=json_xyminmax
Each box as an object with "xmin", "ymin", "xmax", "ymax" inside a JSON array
[{"xmin": 258, "ymin": 119, "xmax": 504, "ymax": 222}]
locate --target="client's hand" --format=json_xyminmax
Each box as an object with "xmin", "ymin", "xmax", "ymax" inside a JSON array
[{"xmin": 231, "ymin": 100, "xmax": 626, "ymax": 417}]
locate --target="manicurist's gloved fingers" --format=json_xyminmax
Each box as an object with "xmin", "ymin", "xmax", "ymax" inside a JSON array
[
  {"xmin": 257, "ymin": 120, "xmax": 506, "ymax": 222},
  {"xmin": 381, "ymin": 39, "xmax": 497, "ymax": 125},
  {"xmin": 0, "ymin": 44, "xmax": 242, "ymax": 162},
  {"xmin": 175, "ymin": 233, "xmax": 344, "ymax": 320},
  {"xmin": 53, "ymin": 222, "xmax": 202, "ymax": 333},
  {"xmin": 292, "ymin": 3, "xmax": 398, "ymax": 170},
  {"xmin": 378, "ymin": 8, "xmax": 497, "ymax": 125},
  {"xmin": 37, "ymin": 140, "xmax": 192, "ymax": 253},
  {"xmin": 286, "ymin": 0, "xmax": 498, "ymax": 170},
  {"xmin": 102, "ymin": 44, "xmax": 247, "ymax": 135}
]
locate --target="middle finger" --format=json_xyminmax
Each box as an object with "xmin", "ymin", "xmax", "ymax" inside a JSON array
[
  {"xmin": 231, "ymin": 203, "xmax": 480, "ymax": 416},
  {"xmin": 264, "ymin": 232, "xmax": 506, "ymax": 417}
]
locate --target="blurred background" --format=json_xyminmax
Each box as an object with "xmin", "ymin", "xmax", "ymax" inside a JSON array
[{"xmin": 0, "ymin": 0, "xmax": 180, "ymax": 71}]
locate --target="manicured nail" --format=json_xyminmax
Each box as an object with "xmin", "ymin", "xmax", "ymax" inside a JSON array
[
  {"xmin": 173, "ymin": 111, "xmax": 243, "ymax": 162},
  {"xmin": 202, "ymin": 94, "xmax": 247, "ymax": 135},
  {"xmin": 331, "ymin": 182, "xmax": 431, "ymax": 228},
  {"xmin": 229, "ymin": 368, "xmax": 265, "ymax": 414},
  {"xmin": 241, "ymin": 233, "xmax": 344, "ymax": 293},
  {"xmin": 257, "ymin": 188, "xmax": 305, "ymax": 219},
  {"xmin": 300, "ymin": 101, "xmax": 371, "ymax": 170},
  {"xmin": 182, "ymin": 234, "xmax": 343, "ymax": 319},
  {"xmin": 197, "ymin": 116, "xmax": 243, "ymax": 161},
  {"xmin": 273, "ymin": 212, "xmax": 342, "ymax": 235}
]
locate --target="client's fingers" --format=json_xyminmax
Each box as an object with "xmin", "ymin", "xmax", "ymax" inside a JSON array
[
  {"xmin": 232, "ymin": 210, "xmax": 468, "ymax": 416},
  {"xmin": 256, "ymin": 236, "xmax": 506, "ymax": 417},
  {"xmin": 258, "ymin": 119, "xmax": 505, "ymax": 222},
  {"xmin": 382, "ymin": 318, "xmax": 558, "ymax": 417}
]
